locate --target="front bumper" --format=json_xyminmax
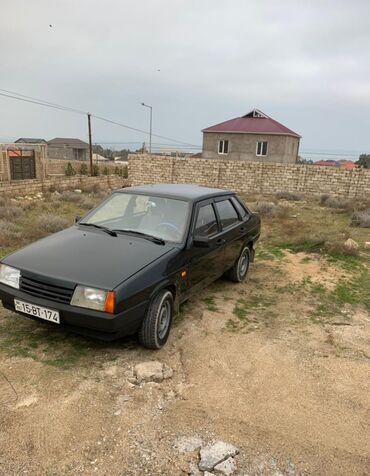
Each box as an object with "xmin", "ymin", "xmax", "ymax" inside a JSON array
[{"xmin": 0, "ymin": 283, "xmax": 148, "ymax": 341}]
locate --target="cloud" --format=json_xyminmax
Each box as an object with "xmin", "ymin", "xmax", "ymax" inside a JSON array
[{"xmin": 0, "ymin": 0, "xmax": 369, "ymax": 153}]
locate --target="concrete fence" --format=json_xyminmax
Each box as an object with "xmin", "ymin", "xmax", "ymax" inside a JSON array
[{"xmin": 128, "ymin": 154, "xmax": 370, "ymax": 199}]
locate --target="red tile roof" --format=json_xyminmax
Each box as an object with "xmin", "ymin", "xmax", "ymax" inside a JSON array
[
  {"xmin": 314, "ymin": 160, "xmax": 337, "ymax": 166},
  {"xmin": 202, "ymin": 109, "xmax": 301, "ymax": 138}
]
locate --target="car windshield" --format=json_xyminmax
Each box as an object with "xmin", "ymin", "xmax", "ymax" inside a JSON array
[{"xmin": 80, "ymin": 192, "xmax": 190, "ymax": 243}]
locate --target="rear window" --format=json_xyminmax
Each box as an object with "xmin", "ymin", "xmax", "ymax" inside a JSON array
[
  {"xmin": 215, "ymin": 199, "xmax": 239, "ymax": 228},
  {"xmin": 231, "ymin": 197, "xmax": 248, "ymax": 218}
]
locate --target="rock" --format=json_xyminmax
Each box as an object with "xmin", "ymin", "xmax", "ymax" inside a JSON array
[
  {"xmin": 344, "ymin": 238, "xmax": 359, "ymax": 250},
  {"xmin": 199, "ymin": 441, "xmax": 239, "ymax": 471},
  {"xmin": 114, "ymin": 410, "xmax": 121, "ymax": 416},
  {"xmin": 188, "ymin": 462, "xmax": 202, "ymax": 475},
  {"xmin": 173, "ymin": 435, "xmax": 203, "ymax": 453},
  {"xmin": 365, "ymin": 242, "xmax": 370, "ymax": 249},
  {"xmin": 117, "ymin": 395, "xmax": 131, "ymax": 405},
  {"xmin": 214, "ymin": 456, "xmax": 237, "ymax": 475},
  {"xmin": 163, "ymin": 364, "xmax": 174, "ymax": 379},
  {"xmin": 204, "ymin": 472, "xmax": 213, "ymax": 476},
  {"xmin": 133, "ymin": 361, "xmax": 173, "ymax": 384},
  {"xmin": 74, "ymin": 189, "xmax": 82, "ymax": 193}
]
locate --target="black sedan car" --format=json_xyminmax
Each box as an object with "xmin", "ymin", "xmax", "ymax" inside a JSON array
[{"xmin": 0, "ymin": 184, "xmax": 260, "ymax": 349}]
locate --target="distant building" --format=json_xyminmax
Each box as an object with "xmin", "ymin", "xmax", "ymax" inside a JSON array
[
  {"xmin": 48, "ymin": 137, "xmax": 89, "ymax": 161},
  {"xmin": 15, "ymin": 138, "xmax": 47, "ymax": 144},
  {"xmin": 314, "ymin": 159, "xmax": 357, "ymax": 169},
  {"xmin": 202, "ymin": 109, "xmax": 301, "ymax": 164}
]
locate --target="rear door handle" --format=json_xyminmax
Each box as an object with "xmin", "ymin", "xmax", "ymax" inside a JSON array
[{"xmin": 216, "ymin": 238, "xmax": 226, "ymax": 246}]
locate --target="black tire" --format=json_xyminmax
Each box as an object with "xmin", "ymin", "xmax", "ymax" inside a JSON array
[
  {"xmin": 138, "ymin": 289, "xmax": 174, "ymax": 349},
  {"xmin": 225, "ymin": 246, "xmax": 251, "ymax": 283}
]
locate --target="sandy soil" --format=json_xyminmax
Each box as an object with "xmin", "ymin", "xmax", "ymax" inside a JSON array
[{"xmin": 0, "ymin": 252, "xmax": 369, "ymax": 475}]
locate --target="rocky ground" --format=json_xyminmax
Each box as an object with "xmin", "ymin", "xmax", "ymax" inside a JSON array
[{"xmin": 0, "ymin": 248, "xmax": 369, "ymax": 475}]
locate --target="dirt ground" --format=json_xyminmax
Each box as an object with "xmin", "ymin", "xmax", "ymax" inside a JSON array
[{"xmin": 0, "ymin": 248, "xmax": 369, "ymax": 476}]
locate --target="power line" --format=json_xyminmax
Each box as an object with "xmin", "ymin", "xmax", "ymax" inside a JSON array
[{"xmin": 0, "ymin": 88, "xmax": 199, "ymax": 147}]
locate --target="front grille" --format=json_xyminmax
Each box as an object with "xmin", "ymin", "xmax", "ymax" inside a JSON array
[{"xmin": 20, "ymin": 275, "xmax": 74, "ymax": 304}]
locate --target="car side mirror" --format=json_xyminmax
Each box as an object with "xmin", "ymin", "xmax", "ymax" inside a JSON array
[
  {"xmin": 193, "ymin": 235, "xmax": 211, "ymax": 248},
  {"xmin": 75, "ymin": 216, "xmax": 81, "ymax": 223}
]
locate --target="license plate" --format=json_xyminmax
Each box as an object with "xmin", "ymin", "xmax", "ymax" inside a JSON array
[{"xmin": 14, "ymin": 299, "xmax": 60, "ymax": 324}]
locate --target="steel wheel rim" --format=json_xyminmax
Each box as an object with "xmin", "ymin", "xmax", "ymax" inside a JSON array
[
  {"xmin": 239, "ymin": 250, "xmax": 249, "ymax": 278},
  {"xmin": 158, "ymin": 300, "xmax": 171, "ymax": 339}
]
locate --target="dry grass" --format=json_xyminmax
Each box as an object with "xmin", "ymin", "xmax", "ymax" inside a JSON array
[
  {"xmin": 0, "ymin": 205, "xmax": 25, "ymax": 220},
  {"xmin": 60, "ymin": 191, "xmax": 82, "ymax": 203},
  {"xmin": 0, "ymin": 220, "xmax": 21, "ymax": 246},
  {"xmin": 275, "ymin": 191, "xmax": 303, "ymax": 201},
  {"xmin": 35, "ymin": 214, "xmax": 71, "ymax": 233},
  {"xmin": 79, "ymin": 196, "xmax": 98, "ymax": 210}
]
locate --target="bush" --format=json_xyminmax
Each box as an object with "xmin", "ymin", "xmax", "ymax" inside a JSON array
[
  {"xmin": 79, "ymin": 197, "xmax": 97, "ymax": 210},
  {"xmin": 0, "ymin": 205, "xmax": 25, "ymax": 220},
  {"xmin": 253, "ymin": 202, "xmax": 288, "ymax": 218},
  {"xmin": 350, "ymin": 209, "xmax": 370, "ymax": 228},
  {"xmin": 60, "ymin": 191, "xmax": 82, "ymax": 203},
  {"xmin": 0, "ymin": 220, "xmax": 21, "ymax": 246},
  {"xmin": 122, "ymin": 166, "xmax": 128, "ymax": 179},
  {"xmin": 80, "ymin": 163, "xmax": 88, "ymax": 175},
  {"xmin": 65, "ymin": 162, "xmax": 76, "ymax": 176},
  {"xmin": 324, "ymin": 240, "xmax": 359, "ymax": 257},
  {"xmin": 114, "ymin": 166, "xmax": 120, "ymax": 175},
  {"xmin": 35, "ymin": 214, "xmax": 70, "ymax": 233},
  {"xmin": 103, "ymin": 166, "xmax": 109, "ymax": 176},
  {"xmin": 92, "ymin": 164, "xmax": 100, "ymax": 176},
  {"xmin": 83, "ymin": 183, "xmax": 101, "ymax": 194},
  {"xmin": 320, "ymin": 194, "xmax": 351, "ymax": 209},
  {"xmin": 275, "ymin": 191, "xmax": 303, "ymax": 201}
]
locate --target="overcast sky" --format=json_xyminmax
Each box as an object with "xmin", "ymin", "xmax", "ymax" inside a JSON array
[{"xmin": 1, "ymin": 0, "xmax": 369, "ymax": 155}]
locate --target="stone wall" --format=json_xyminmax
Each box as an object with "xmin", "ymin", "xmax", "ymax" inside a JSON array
[
  {"xmin": 128, "ymin": 154, "xmax": 370, "ymax": 199},
  {"xmin": 0, "ymin": 175, "xmax": 129, "ymax": 198}
]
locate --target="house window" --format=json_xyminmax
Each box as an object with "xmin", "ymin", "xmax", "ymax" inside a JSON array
[
  {"xmin": 256, "ymin": 141, "xmax": 268, "ymax": 156},
  {"xmin": 218, "ymin": 140, "xmax": 229, "ymax": 155}
]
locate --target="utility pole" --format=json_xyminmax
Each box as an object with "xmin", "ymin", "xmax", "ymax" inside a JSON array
[
  {"xmin": 87, "ymin": 113, "xmax": 93, "ymax": 175},
  {"xmin": 141, "ymin": 103, "xmax": 152, "ymax": 154}
]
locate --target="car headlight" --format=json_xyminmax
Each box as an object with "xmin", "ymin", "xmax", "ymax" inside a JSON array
[
  {"xmin": 0, "ymin": 264, "xmax": 20, "ymax": 289},
  {"xmin": 71, "ymin": 286, "xmax": 115, "ymax": 313}
]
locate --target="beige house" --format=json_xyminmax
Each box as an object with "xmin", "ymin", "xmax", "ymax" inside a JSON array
[{"xmin": 202, "ymin": 109, "xmax": 301, "ymax": 164}]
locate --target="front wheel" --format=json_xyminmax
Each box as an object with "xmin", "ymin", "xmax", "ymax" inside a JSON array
[
  {"xmin": 138, "ymin": 289, "xmax": 174, "ymax": 349},
  {"xmin": 225, "ymin": 246, "xmax": 251, "ymax": 283}
]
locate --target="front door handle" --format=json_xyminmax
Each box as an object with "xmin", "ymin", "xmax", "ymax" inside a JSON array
[{"xmin": 216, "ymin": 238, "xmax": 226, "ymax": 246}]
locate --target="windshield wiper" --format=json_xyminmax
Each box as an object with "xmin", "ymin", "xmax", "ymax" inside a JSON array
[
  {"xmin": 112, "ymin": 229, "xmax": 165, "ymax": 245},
  {"xmin": 79, "ymin": 223, "xmax": 117, "ymax": 237}
]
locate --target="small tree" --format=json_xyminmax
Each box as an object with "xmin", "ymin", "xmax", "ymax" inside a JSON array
[
  {"xmin": 122, "ymin": 166, "xmax": 128, "ymax": 178},
  {"xmin": 356, "ymin": 154, "xmax": 370, "ymax": 168},
  {"xmin": 79, "ymin": 162, "xmax": 88, "ymax": 175},
  {"xmin": 114, "ymin": 166, "xmax": 120, "ymax": 175},
  {"xmin": 103, "ymin": 166, "xmax": 109, "ymax": 176},
  {"xmin": 65, "ymin": 162, "xmax": 76, "ymax": 176},
  {"xmin": 92, "ymin": 164, "xmax": 100, "ymax": 176}
]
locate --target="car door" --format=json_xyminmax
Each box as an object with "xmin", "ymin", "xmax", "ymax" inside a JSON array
[
  {"xmin": 186, "ymin": 199, "xmax": 225, "ymax": 293},
  {"xmin": 214, "ymin": 196, "xmax": 245, "ymax": 273}
]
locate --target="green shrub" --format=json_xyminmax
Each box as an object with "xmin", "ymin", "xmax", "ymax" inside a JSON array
[
  {"xmin": 92, "ymin": 164, "xmax": 100, "ymax": 176},
  {"xmin": 79, "ymin": 163, "xmax": 88, "ymax": 175},
  {"xmin": 103, "ymin": 166, "xmax": 109, "ymax": 176},
  {"xmin": 65, "ymin": 162, "xmax": 76, "ymax": 176}
]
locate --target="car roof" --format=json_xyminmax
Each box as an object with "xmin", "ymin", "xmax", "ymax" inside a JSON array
[{"xmin": 117, "ymin": 183, "xmax": 235, "ymax": 201}]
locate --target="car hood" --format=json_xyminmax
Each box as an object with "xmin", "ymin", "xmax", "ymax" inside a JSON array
[{"xmin": 3, "ymin": 226, "xmax": 175, "ymax": 289}]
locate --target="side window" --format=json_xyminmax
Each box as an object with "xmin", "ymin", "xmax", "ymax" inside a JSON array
[
  {"xmin": 231, "ymin": 197, "xmax": 248, "ymax": 218},
  {"xmin": 215, "ymin": 199, "xmax": 239, "ymax": 228},
  {"xmin": 194, "ymin": 204, "xmax": 218, "ymax": 237}
]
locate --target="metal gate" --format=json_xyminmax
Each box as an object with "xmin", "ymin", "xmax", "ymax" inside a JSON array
[{"xmin": 9, "ymin": 150, "xmax": 36, "ymax": 180}]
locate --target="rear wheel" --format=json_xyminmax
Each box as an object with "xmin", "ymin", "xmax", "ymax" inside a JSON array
[
  {"xmin": 225, "ymin": 246, "xmax": 251, "ymax": 283},
  {"xmin": 138, "ymin": 289, "xmax": 174, "ymax": 349}
]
